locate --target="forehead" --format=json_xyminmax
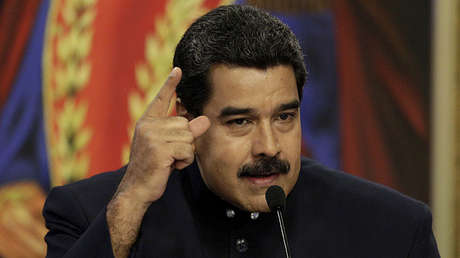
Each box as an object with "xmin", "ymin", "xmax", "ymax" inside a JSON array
[{"xmin": 203, "ymin": 64, "xmax": 299, "ymax": 114}]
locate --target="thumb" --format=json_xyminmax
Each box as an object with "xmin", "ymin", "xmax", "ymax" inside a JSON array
[{"xmin": 189, "ymin": 116, "xmax": 211, "ymax": 138}]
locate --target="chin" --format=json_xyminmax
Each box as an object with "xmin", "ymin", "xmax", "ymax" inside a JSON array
[
  {"xmin": 238, "ymin": 196, "xmax": 271, "ymax": 213},
  {"xmin": 255, "ymin": 205, "xmax": 271, "ymax": 213}
]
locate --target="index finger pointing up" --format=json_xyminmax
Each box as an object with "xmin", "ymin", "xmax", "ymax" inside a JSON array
[{"xmin": 143, "ymin": 67, "xmax": 182, "ymax": 118}]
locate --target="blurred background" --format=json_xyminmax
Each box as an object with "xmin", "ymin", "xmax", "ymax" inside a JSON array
[{"xmin": 0, "ymin": 0, "xmax": 458, "ymax": 257}]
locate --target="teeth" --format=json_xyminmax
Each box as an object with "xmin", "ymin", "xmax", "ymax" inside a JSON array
[
  {"xmin": 243, "ymin": 172, "xmax": 279, "ymax": 178},
  {"xmin": 253, "ymin": 174, "xmax": 273, "ymax": 177}
]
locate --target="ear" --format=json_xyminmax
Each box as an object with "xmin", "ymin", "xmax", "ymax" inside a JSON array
[{"xmin": 176, "ymin": 98, "xmax": 194, "ymax": 121}]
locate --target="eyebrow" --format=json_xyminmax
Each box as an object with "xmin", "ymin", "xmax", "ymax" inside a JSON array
[
  {"xmin": 218, "ymin": 99, "xmax": 300, "ymax": 118},
  {"xmin": 219, "ymin": 107, "xmax": 255, "ymax": 118},
  {"xmin": 276, "ymin": 100, "xmax": 300, "ymax": 113}
]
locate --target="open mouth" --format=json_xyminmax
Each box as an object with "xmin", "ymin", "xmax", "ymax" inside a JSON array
[
  {"xmin": 244, "ymin": 173, "xmax": 280, "ymax": 186},
  {"xmin": 246, "ymin": 172, "xmax": 277, "ymax": 178}
]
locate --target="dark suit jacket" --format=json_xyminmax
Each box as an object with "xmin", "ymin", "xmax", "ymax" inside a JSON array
[{"xmin": 43, "ymin": 157, "xmax": 439, "ymax": 257}]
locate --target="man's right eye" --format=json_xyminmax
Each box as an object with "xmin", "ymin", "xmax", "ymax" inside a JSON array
[{"xmin": 227, "ymin": 118, "xmax": 250, "ymax": 126}]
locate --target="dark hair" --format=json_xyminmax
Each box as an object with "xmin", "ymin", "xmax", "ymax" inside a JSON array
[{"xmin": 173, "ymin": 5, "xmax": 307, "ymax": 116}]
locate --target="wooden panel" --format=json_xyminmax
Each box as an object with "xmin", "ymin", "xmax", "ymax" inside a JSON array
[
  {"xmin": 456, "ymin": 1, "xmax": 460, "ymax": 254},
  {"xmin": 431, "ymin": 0, "xmax": 459, "ymax": 257}
]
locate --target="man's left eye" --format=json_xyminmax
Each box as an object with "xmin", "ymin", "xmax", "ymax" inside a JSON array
[
  {"xmin": 278, "ymin": 113, "xmax": 294, "ymax": 121},
  {"xmin": 279, "ymin": 113, "xmax": 290, "ymax": 120}
]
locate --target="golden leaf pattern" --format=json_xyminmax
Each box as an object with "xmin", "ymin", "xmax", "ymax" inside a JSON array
[
  {"xmin": 0, "ymin": 182, "xmax": 47, "ymax": 257},
  {"xmin": 43, "ymin": 0, "xmax": 97, "ymax": 186},
  {"xmin": 124, "ymin": 0, "xmax": 234, "ymax": 163}
]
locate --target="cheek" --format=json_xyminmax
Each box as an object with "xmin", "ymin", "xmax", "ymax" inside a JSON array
[
  {"xmin": 195, "ymin": 127, "xmax": 252, "ymax": 198},
  {"xmin": 279, "ymin": 123, "xmax": 302, "ymax": 168},
  {"xmin": 280, "ymin": 121, "xmax": 301, "ymax": 150},
  {"xmin": 195, "ymin": 126, "xmax": 251, "ymax": 170}
]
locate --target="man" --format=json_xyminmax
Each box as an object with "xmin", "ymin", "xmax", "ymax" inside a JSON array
[{"xmin": 43, "ymin": 5, "xmax": 439, "ymax": 258}]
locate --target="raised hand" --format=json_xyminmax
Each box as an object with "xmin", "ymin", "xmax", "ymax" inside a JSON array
[
  {"xmin": 118, "ymin": 67, "xmax": 210, "ymax": 204},
  {"xmin": 107, "ymin": 68, "xmax": 210, "ymax": 258}
]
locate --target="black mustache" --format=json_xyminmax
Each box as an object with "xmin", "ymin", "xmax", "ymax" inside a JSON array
[{"xmin": 238, "ymin": 157, "xmax": 290, "ymax": 177}]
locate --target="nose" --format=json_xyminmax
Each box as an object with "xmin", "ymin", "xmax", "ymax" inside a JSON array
[{"xmin": 251, "ymin": 120, "xmax": 280, "ymax": 157}]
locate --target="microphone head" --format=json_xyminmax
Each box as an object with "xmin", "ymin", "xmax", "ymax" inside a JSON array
[{"xmin": 265, "ymin": 185, "xmax": 286, "ymax": 212}]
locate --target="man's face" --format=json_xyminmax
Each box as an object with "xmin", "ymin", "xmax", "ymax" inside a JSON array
[{"xmin": 194, "ymin": 64, "xmax": 302, "ymax": 212}]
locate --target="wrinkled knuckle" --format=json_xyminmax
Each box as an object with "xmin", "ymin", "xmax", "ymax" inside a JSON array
[
  {"xmin": 136, "ymin": 122, "xmax": 162, "ymax": 143},
  {"xmin": 183, "ymin": 144, "xmax": 194, "ymax": 155},
  {"xmin": 170, "ymin": 116, "xmax": 189, "ymax": 128},
  {"xmin": 173, "ymin": 116, "xmax": 188, "ymax": 123},
  {"xmin": 155, "ymin": 93, "xmax": 166, "ymax": 104},
  {"xmin": 184, "ymin": 134, "xmax": 194, "ymax": 143}
]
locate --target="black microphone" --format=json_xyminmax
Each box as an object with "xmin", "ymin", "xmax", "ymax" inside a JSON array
[{"xmin": 265, "ymin": 185, "xmax": 292, "ymax": 258}]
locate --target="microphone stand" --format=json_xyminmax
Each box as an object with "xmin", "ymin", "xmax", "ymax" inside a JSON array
[{"xmin": 275, "ymin": 208, "xmax": 292, "ymax": 258}]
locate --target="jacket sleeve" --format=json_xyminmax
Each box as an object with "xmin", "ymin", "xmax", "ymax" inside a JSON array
[
  {"xmin": 407, "ymin": 204, "xmax": 440, "ymax": 258},
  {"xmin": 43, "ymin": 186, "xmax": 115, "ymax": 258}
]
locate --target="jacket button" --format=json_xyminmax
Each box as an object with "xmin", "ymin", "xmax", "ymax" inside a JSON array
[
  {"xmin": 226, "ymin": 209, "xmax": 235, "ymax": 218},
  {"xmin": 235, "ymin": 238, "xmax": 248, "ymax": 253},
  {"xmin": 250, "ymin": 212, "xmax": 259, "ymax": 220}
]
